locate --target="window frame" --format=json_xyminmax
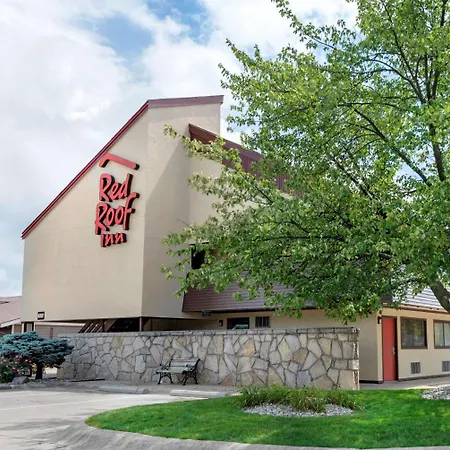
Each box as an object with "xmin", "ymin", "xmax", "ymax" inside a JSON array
[
  {"xmin": 434, "ymin": 320, "xmax": 450, "ymax": 349},
  {"xmin": 255, "ymin": 316, "xmax": 270, "ymax": 328},
  {"xmin": 400, "ymin": 318, "xmax": 428, "ymax": 349},
  {"xmin": 227, "ymin": 317, "xmax": 250, "ymax": 330}
]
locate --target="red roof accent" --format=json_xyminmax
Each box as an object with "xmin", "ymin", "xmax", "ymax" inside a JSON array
[
  {"xmin": 21, "ymin": 95, "xmax": 224, "ymax": 239},
  {"xmin": 189, "ymin": 124, "xmax": 286, "ymax": 190}
]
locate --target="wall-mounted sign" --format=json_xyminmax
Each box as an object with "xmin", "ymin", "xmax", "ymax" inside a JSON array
[
  {"xmin": 95, "ymin": 154, "xmax": 139, "ymax": 248},
  {"xmin": 37, "ymin": 311, "xmax": 45, "ymax": 320}
]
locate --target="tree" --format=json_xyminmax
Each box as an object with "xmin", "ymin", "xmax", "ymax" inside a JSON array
[
  {"xmin": 163, "ymin": 0, "xmax": 450, "ymax": 323},
  {"xmin": 0, "ymin": 332, "xmax": 73, "ymax": 379}
]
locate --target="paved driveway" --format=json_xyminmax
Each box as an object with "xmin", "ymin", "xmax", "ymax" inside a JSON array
[{"xmin": 0, "ymin": 388, "xmax": 192, "ymax": 450}]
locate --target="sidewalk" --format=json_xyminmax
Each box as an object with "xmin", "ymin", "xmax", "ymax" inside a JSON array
[{"xmin": 361, "ymin": 375, "xmax": 450, "ymax": 390}]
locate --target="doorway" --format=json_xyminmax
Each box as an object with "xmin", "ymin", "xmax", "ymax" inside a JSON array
[{"xmin": 382, "ymin": 317, "xmax": 398, "ymax": 381}]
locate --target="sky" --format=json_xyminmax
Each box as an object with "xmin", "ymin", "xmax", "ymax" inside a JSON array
[{"xmin": 0, "ymin": 0, "xmax": 357, "ymax": 297}]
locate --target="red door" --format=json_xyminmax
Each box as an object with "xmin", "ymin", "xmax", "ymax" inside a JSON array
[{"xmin": 382, "ymin": 317, "xmax": 398, "ymax": 381}]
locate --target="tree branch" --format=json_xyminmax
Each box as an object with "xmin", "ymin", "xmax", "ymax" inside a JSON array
[{"xmin": 430, "ymin": 280, "xmax": 450, "ymax": 313}]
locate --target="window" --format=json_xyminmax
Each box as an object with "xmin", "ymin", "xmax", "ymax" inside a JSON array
[
  {"xmin": 190, "ymin": 247, "xmax": 205, "ymax": 270},
  {"xmin": 255, "ymin": 316, "xmax": 270, "ymax": 328},
  {"xmin": 401, "ymin": 318, "xmax": 427, "ymax": 348},
  {"xmin": 227, "ymin": 317, "xmax": 249, "ymax": 330},
  {"xmin": 434, "ymin": 321, "xmax": 450, "ymax": 348}
]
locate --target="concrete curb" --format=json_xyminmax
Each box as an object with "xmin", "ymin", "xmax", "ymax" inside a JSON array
[
  {"xmin": 170, "ymin": 389, "xmax": 230, "ymax": 398},
  {"xmin": 98, "ymin": 385, "xmax": 150, "ymax": 395},
  {"xmin": 53, "ymin": 423, "xmax": 346, "ymax": 449},
  {"xmin": 53, "ymin": 424, "xmax": 450, "ymax": 450}
]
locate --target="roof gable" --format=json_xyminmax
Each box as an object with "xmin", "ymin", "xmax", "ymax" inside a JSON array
[{"xmin": 21, "ymin": 96, "xmax": 223, "ymax": 239}]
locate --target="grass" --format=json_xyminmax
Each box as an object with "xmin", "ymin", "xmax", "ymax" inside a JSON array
[
  {"xmin": 86, "ymin": 389, "xmax": 450, "ymax": 448},
  {"xmin": 239, "ymin": 385, "xmax": 359, "ymax": 412}
]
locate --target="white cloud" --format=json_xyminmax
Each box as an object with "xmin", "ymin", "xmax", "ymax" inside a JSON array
[
  {"xmin": 0, "ymin": 269, "xmax": 7, "ymax": 283},
  {"xmin": 0, "ymin": 0, "xmax": 357, "ymax": 296}
]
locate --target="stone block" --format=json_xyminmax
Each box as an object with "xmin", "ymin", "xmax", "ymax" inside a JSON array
[
  {"xmin": 331, "ymin": 340, "xmax": 342, "ymax": 359},
  {"xmin": 120, "ymin": 360, "xmax": 133, "ymax": 374},
  {"xmin": 348, "ymin": 359, "xmax": 359, "ymax": 370},
  {"xmin": 307, "ymin": 339, "xmax": 322, "ymax": 358},
  {"xmin": 224, "ymin": 338, "xmax": 234, "ymax": 354},
  {"xmin": 269, "ymin": 350, "xmax": 281, "ymax": 365},
  {"xmin": 135, "ymin": 355, "xmax": 146, "ymax": 374},
  {"xmin": 299, "ymin": 334, "xmax": 307, "ymax": 348},
  {"xmin": 109, "ymin": 358, "xmax": 118, "ymax": 378},
  {"xmin": 238, "ymin": 340, "xmax": 256, "ymax": 357},
  {"xmin": 268, "ymin": 367, "xmax": 283, "ymax": 385},
  {"xmin": 318, "ymin": 338, "xmax": 331, "ymax": 355},
  {"xmin": 224, "ymin": 353, "xmax": 237, "ymax": 372},
  {"xmin": 285, "ymin": 335, "xmax": 301, "ymax": 353},
  {"xmin": 293, "ymin": 348, "xmax": 308, "ymax": 365},
  {"xmin": 254, "ymin": 369, "xmax": 268, "ymax": 384},
  {"xmin": 302, "ymin": 351, "xmax": 318, "ymax": 370},
  {"xmin": 269, "ymin": 340, "xmax": 277, "ymax": 352},
  {"xmin": 117, "ymin": 372, "xmax": 131, "ymax": 381},
  {"xmin": 237, "ymin": 357, "xmax": 252, "ymax": 373},
  {"xmin": 130, "ymin": 372, "xmax": 141, "ymax": 383},
  {"xmin": 220, "ymin": 372, "xmax": 237, "ymax": 386},
  {"xmin": 275, "ymin": 364, "xmax": 285, "ymax": 381},
  {"xmin": 285, "ymin": 370, "xmax": 296, "ymax": 387},
  {"xmin": 342, "ymin": 342, "xmax": 356, "ymax": 359},
  {"xmin": 218, "ymin": 358, "xmax": 230, "ymax": 382},
  {"xmin": 296, "ymin": 370, "xmax": 312, "ymax": 387},
  {"xmin": 338, "ymin": 333, "xmax": 349, "ymax": 341},
  {"xmin": 132, "ymin": 337, "xmax": 145, "ymax": 352},
  {"xmin": 322, "ymin": 355, "xmax": 332, "ymax": 370},
  {"xmin": 333, "ymin": 359, "xmax": 348, "ymax": 370},
  {"xmin": 278, "ymin": 339, "xmax": 292, "ymax": 362},
  {"xmin": 122, "ymin": 345, "xmax": 134, "ymax": 359},
  {"xmin": 11, "ymin": 376, "xmax": 29, "ymax": 385},
  {"xmin": 259, "ymin": 342, "xmax": 270, "ymax": 360},
  {"xmin": 240, "ymin": 372, "xmax": 254, "ymax": 386},
  {"xmin": 200, "ymin": 369, "xmax": 218, "ymax": 384},
  {"xmin": 338, "ymin": 370, "xmax": 357, "ymax": 390},
  {"xmin": 314, "ymin": 375, "xmax": 334, "ymax": 390},
  {"xmin": 309, "ymin": 359, "xmax": 326, "ymax": 380},
  {"xmin": 252, "ymin": 358, "xmax": 268, "ymax": 371},
  {"xmin": 86, "ymin": 364, "xmax": 98, "ymax": 379},
  {"xmin": 327, "ymin": 368, "xmax": 340, "ymax": 385},
  {"xmin": 204, "ymin": 355, "xmax": 219, "ymax": 373},
  {"xmin": 202, "ymin": 336, "xmax": 212, "ymax": 349}
]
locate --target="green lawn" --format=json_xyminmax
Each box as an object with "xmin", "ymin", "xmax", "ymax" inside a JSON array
[{"xmin": 86, "ymin": 390, "xmax": 450, "ymax": 448}]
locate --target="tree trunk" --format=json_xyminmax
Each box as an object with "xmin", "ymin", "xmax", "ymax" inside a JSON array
[
  {"xmin": 35, "ymin": 363, "xmax": 44, "ymax": 380},
  {"xmin": 430, "ymin": 281, "xmax": 450, "ymax": 313}
]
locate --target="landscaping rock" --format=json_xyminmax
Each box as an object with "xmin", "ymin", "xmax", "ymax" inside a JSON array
[
  {"xmin": 244, "ymin": 403, "xmax": 354, "ymax": 418},
  {"xmin": 11, "ymin": 376, "xmax": 30, "ymax": 385},
  {"xmin": 422, "ymin": 386, "xmax": 450, "ymax": 400}
]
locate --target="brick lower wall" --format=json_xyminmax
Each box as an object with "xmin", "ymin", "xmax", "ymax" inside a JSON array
[{"xmin": 58, "ymin": 327, "xmax": 360, "ymax": 389}]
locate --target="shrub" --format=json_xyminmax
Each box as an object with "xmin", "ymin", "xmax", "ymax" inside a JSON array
[
  {"xmin": 238, "ymin": 386, "xmax": 359, "ymax": 413},
  {"xmin": 0, "ymin": 332, "xmax": 73, "ymax": 379},
  {"xmin": 0, "ymin": 356, "xmax": 32, "ymax": 383}
]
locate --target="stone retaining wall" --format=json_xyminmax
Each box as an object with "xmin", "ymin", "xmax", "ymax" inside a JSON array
[{"xmin": 58, "ymin": 328, "xmax": 360, "ymax": 389}]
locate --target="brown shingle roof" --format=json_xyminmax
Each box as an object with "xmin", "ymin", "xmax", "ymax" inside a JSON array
[{"xmin": 0, "ymin": 296, "xmax": 21, "ymax": 327}]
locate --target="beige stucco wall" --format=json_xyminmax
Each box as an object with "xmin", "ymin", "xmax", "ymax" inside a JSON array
[
  {"xmin": 22, "ymin": 112, "xmax": 149, "ymax": 322},
  {"xmin": 22, "ymin": 100, "xmax": 223, "ymax": 323},
  {"xmin": 381, "ymin": 307, "xmax": 450, "ymax": 380},
  {"xmin": 141, "ymin": 103, "xmax": 222, "ymax": 318}
]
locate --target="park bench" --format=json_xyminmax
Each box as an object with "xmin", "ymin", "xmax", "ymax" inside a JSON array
[{"xmin": 156, "ymin": 358, "xmax": 200, "ymax": 385}]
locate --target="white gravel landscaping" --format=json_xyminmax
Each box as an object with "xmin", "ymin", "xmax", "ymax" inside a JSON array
[
  {"xmin": 243, "ymin": 403, "xmax": 354, "ymax": 418},
  {"xmin": 421, "ymin": 386, "xmax": 450, "ymax": 400}
]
